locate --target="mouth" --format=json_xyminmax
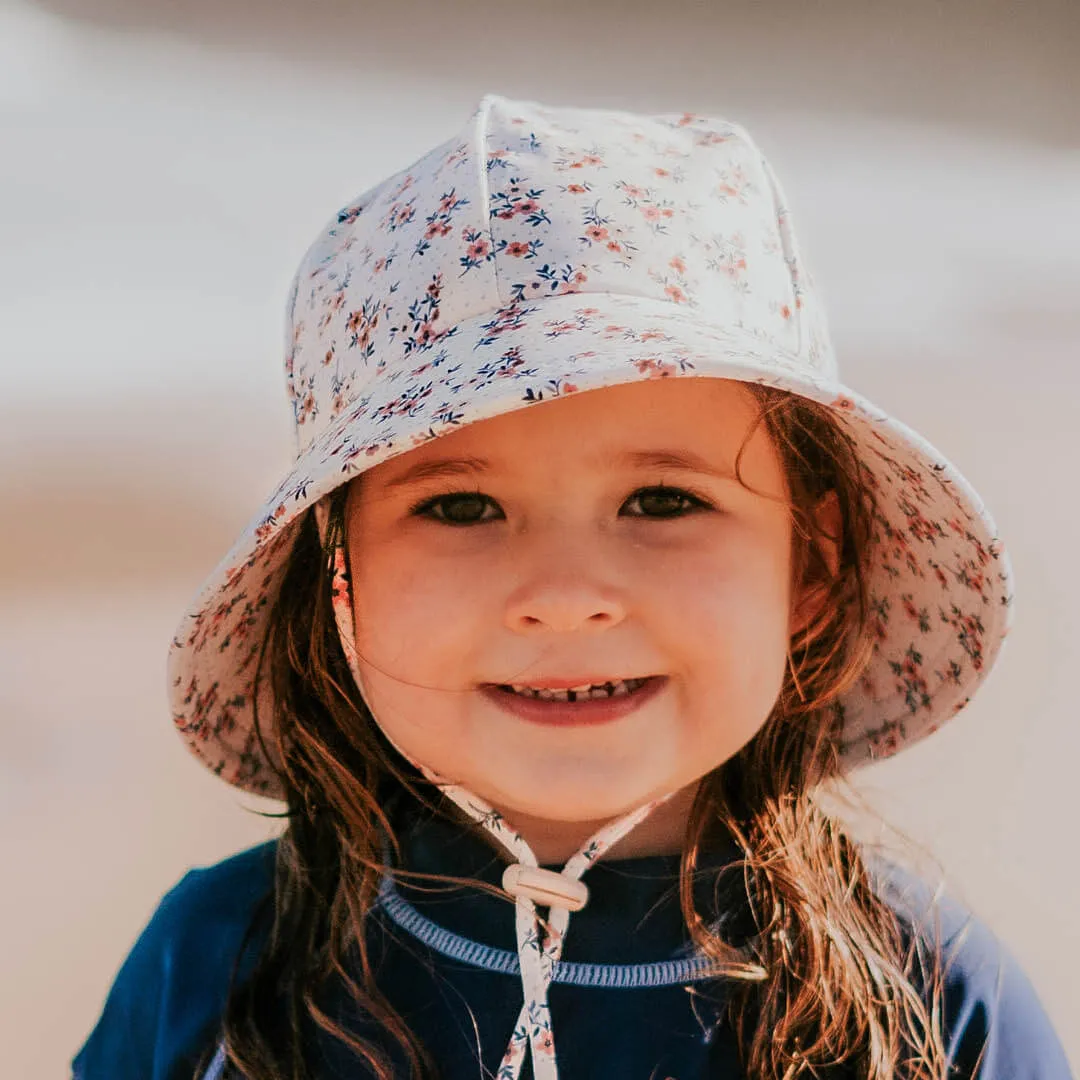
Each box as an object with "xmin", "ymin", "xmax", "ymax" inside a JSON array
[{"xmin": 480, "ymin": 675, "xmax": 668, "ymax": 727}]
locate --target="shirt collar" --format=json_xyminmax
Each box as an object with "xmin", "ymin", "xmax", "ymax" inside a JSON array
[{"xmin": 384, "ymin": 791, "xmax": 754, "ymax": 965}]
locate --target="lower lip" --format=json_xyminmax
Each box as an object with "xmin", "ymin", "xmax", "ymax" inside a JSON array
[{"xmin": 480, "ymin": 676, "xmax": 668, "ymax": 727}]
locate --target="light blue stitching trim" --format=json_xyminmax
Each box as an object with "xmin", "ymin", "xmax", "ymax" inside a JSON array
[
  {"xmin": 376, "ymin": 875, "xmax": 729, "ymax": 988},
  {"xmin": 201, "ymin": 1041, "xmax": 227, "ymax": 1080}
]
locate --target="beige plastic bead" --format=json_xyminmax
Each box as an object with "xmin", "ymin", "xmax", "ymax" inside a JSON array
[{"xmin": 502, "ymin": 864, "xmax": 590, "ymax": 911}]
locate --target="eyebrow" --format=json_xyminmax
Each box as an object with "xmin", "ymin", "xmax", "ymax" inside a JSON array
[{"xmin": 380, "ymin": 448, "xmax": 738, "ymax": 491}]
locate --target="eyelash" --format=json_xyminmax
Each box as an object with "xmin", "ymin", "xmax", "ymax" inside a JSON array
[{"xmin": 407, "ymin": 485, "xmax": 713, "ymax": 526}]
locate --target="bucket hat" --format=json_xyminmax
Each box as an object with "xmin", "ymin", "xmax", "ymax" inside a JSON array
[
  {"xmin": 169, "ymin": 92, "xmax": 1012, "ymax": 799},
  {"xmin": 172, "ymin": 94, "xmax": 1014, "ymax": 1080}
]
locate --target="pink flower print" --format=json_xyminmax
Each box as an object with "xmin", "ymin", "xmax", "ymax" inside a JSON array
[
  {"xmin": 505, "ymin": 241, "xmax": 529, "ymax": 257},
  {"xmin": 521, "ymin": 376, "xmax": 582, "ymax": 402},
  {"xmin": 254, "ymin": 502, "xmax": 288, "ymax": 543},
  {"xmin": 870, "ymin": 597, "xmax": 889, "ymax": 642},
  {"xmin": 694, "ymin": 130, "xmax": 734, "ymax": 147},
  {"xmin": 566, "ymin": 183, "xmax": 588, "ymax": 194},
  {"xmin": 490, "ymin": 183, "xmax": 551, "ymax": 226},
  {"xmin": 869, "ymin": 725, "xmax": 902, "ymax": 759},
  {"xmin": 383, "ymin": 199, "xmax": 416, "ymax": 232},
  {"xmin": 902, "ymin": 594, "xmax": 932, "ymax": 633},
  {"xmin": 467, "ymin": 238, "xmax": 490, "ymax": 259},
  {"xmin": 891, "ymin": 645, "xmax": 930, "ymax": 713},
  {"xmin": 633, "ymin": 357, "xmax": 677, "ymax": 378},
  {"xmin": 620, "ymin": 183, "xmax": 645, "ymax": 199},
  {"xmin": 331, "ymin": 390, "xmax": 350, "ymax": 418},
  {"xmin": 545, "ymin": 321, "xmax": 579, "ymax": 337},
  {"xmin": 345, "ymin": 298, "xmax": 382, "ymax": 356},
  {"xmin": 459, "ymin": 229, "xmax": 494, "ymax": 273},
  {"xmin": 830, "ymin": 394, "xmax": 856, "ymax": 412},
  {"xmin": 477, "ymin": 303, "xmax": 535, "ymax": 346},
  {"xmin": 388, "ymin": 173, "xmax": 414, "ymax": 200},
  {"xmin": 509, "ymin": 263, "xmax": 587, "ymax": 302},
  {"xmin": 336, "ymin": 204, "xmax": 362, "ymax": 226},
  {"xmin": 665, "ymin": 284, "xmax": 688, "ymax": 303},
  {"xmin": 537, "ymin": 1030, "xmax": 555, "ymax": 1055},
  {"xmin": 669, "ymin": 255, "xmax": 687, "ymax": 273},
  {"xmin": 322, "ymin": 347, "xmax": 334, "ymax": 367},
  {"xmin": 443, "ymin": 142, "xmax": 470, "ymax": 168},
  {"xmin": 584, "ymin": 224, "xmax": 608, "ymax": 242},
  {"xmin": 424, "ymin": 220, "xmax": 452, "ymax": 240},
  {"xmin": 655, "ymin": 167, "xmax": 671, "ymax": 178},
  {"xmin": 941, "ymin": 606, "xmax": 986, "ymax": 672},
  {"xmin": 642, "ymin": 205, "xmax": 662, "ymax": 222},
  {"xmin": 607, "ymin": 240, "xmax": 622, "ymax": 252},
  {"xmin": 929, "ymin": 561, "xmax": 949, "ymax": 590},
  {"xmin": 962, "ymin": 568, "xmax": 985, "ymax": 595},
  {"xmin": 715, "ymin": 165, "xmax": 753, "ymax": 202}
]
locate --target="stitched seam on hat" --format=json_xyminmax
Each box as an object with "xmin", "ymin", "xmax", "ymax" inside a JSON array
[
  {"xmin": 474, "ymin": 95, "xmax": 504, "ymax": 306},
  {"xmin": 377, "ymin": 875, "xmax": 730, "ymax": 988},
  {"xmin": 745, "ymin": 126, "xmax": 804, "ymax": 360}
]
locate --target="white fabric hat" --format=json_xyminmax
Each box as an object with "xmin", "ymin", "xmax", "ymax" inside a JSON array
[{"xmin": 169, "ymin": 93, "xmax": 1012, "ymax": 799}]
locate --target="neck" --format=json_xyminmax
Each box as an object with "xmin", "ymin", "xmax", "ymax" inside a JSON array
[{"xmin": 489, "ymin": 782, "xmax": 700, "ymax": 865}]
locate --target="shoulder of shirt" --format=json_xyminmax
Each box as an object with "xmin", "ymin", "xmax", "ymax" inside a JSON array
[
  {"xmin": 72, "ymin": 839, "xmax": 280, "ymax": 1080},
  {"xmin": 158, "ymin": 837, "xmax": 280, "ymax": 931},
  {"xmin": 864, "ymin": 853, "xmax": 1074, "ymax": 1079},
  {"xmin": 136, "ymin": 836, "xmax": 280, "ymax": 976}
]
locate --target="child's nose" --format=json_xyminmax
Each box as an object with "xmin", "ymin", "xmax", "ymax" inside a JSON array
[{"xmin": 504, "ymin": 584, "xmax": 627, "ymax": 634}]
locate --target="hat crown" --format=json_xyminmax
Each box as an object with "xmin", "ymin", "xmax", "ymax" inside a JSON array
[{"xmin": 284, "ymin": 95, "xmax": 835, "ymax": 454}]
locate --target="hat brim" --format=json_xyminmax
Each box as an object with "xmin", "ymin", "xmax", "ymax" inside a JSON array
[{"xmin": 168, "ymin": 293, "xmax": 1013, "ymax": 798}]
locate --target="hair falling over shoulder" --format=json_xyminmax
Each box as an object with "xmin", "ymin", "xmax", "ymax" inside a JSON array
[{"xmin": 201, "ymin": 387, "xmax": 964, "ymax": 1080}]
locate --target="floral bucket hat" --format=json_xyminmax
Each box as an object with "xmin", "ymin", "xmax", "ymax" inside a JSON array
[{"xmin": 173, "ymin": 94, "xmax": 1013, "ymax": 1080}]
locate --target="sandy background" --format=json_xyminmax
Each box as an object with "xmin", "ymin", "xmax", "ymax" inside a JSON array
[{"xmin": 1, "ymin": 0, "xmax": 1077, "ymax": 1075}]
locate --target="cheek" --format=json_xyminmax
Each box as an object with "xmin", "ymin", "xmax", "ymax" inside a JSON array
[
  {"xmin": 350, "ymin": 543, "xmax": 486, "ymax": 680},
  {"xmin": 668, "ymin": 539, "xmax": 793, "ymax": 717}
]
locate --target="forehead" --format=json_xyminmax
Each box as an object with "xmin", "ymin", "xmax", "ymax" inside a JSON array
[{"xmin": 363, "ymin": 378, "xmax": 782, "ymax": 492}]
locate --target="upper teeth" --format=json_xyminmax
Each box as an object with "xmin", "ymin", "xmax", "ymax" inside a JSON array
[{"xmin": 504, "ymin": 678, "xmax": 648, "ymax": 701}]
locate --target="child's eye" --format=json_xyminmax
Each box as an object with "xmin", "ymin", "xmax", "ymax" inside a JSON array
[
  {"xmin": 409, "ymin": 490, "xmax": 501, "ymax": 526},
  {"xmin": 627, "ymin": 486, "xmax": 710, "ymax": 518},
  {"xmin": 408, "ymin": 486, "xmax": 710, "ymax": 527}
]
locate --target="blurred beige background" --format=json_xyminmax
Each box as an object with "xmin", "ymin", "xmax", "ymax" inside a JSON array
[{"xmin": 1, "ymin": 0, "xmax": 1077, "ymax": 1075}]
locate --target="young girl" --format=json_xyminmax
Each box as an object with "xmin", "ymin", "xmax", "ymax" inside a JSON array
[{"xmin": 73, "ymin": 95, "xmax": 1073, "ymax": 1080}]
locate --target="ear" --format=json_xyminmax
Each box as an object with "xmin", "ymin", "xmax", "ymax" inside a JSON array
[{"xmin": 789, "ymin": 490, "xmax": 842, "ymax": 639}]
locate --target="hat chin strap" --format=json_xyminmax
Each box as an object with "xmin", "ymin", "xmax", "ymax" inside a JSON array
[{"xmin": 320, "ymin": 510, "xmax": 673, "ymax": 1080}]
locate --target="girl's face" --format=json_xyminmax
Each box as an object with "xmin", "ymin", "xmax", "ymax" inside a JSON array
[{"xmin": 345, "ymin": 378, "xmax": 804, "ymax": 860}]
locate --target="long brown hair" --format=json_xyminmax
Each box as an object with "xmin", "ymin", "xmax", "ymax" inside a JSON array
[{"xmin": 202, "ymin": 384, "xmax": 971, "ymax": 1079}]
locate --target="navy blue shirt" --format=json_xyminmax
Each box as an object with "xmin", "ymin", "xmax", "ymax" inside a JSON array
[{"xmin": 73, "ymin": 802, "xmax": 1074, "ymax": 1079}]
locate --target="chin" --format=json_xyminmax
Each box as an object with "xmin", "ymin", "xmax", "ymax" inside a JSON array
[{"xmin": 487, "ymin": 770, "xmax": 669, "ymax": 827}]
